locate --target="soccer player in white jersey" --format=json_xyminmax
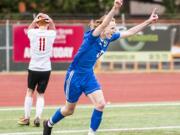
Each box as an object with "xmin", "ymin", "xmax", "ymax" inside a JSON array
[{"xmin": 18, "ymin": 13, "xmax": 56, "ymax": 127}]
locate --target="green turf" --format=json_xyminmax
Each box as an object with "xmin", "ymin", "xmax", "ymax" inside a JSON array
[{"xmin": 0, "ymin": 104, "xmax": 180, "ymax": 135}]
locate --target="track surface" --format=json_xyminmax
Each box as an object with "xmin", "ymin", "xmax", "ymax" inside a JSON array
[{"xmin": 0, "ymin": 72, "xmax": 180, "ymax": 106}]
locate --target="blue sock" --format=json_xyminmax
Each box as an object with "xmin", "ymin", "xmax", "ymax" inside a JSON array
[
  {"xmin": 90, "ymin": 109, "xmax": 103, "ymax": 131},
  {"xmin": 50, "ymin": 108, "xmax": 65, "ymax": 125}
]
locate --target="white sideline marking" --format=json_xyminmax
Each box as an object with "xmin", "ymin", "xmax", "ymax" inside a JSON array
[
  {"xmin": 1, "ymin": 102, "xmax": 180, "ymax": 111},
  {"xmin": 1, "ymin": 126, "xmax": 180, "ymax": 135}
]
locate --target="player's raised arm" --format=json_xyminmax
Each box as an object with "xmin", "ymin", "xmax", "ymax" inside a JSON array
[
  {"xmin": 45, "ymin": 15, "xmax": 56, "ymax": 30},
  {"xmin": 92, "ymin": 0, "xmax": 123, "ymax": 37},
  {"xmin": 120, "ymin": 8, "xmax": 159, "ymax": 38},
  {"xmin": 28, "ymin": 13, "xmax": 45, "ymax": 30}
]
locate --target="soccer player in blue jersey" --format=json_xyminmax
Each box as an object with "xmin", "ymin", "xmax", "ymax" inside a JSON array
[{"xmin": 43, "ymin": 0, "xmax": 158, "ymax": 134}]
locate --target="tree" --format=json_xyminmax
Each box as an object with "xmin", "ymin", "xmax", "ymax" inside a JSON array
[
  {"xmin": 163, "ymin": 0, "xmax": 177, "ymax": 14},
  {"xmin": 0, "ymin": 0, "xmax": 179, "ymax": 19}
]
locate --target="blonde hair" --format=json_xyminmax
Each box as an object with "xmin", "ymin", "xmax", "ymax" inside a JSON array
[
  {"xmin": 37, "ymin": 19, "xmax": 49, "ymax": 27},
  {"xmin": 89, "ymin": 15, "xmax": 116, "ymax": 30}
]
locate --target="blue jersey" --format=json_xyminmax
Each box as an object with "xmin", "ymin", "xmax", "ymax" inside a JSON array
[
  {"xmin": 68, "ymin": 30, "xmax": 120, "ymax": 73},
  {"xmin": 65, "ymin": 30, "xmax": 120, "ymax": 102}
]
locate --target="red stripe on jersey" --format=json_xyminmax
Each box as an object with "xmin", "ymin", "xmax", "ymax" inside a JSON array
[
  {"xmin": 43, "ymin": 38, "xmax": 45, "ymax": 51},
  {"xmin": 39, "ymin": 38, "xmax": 42, "ymax": 51}
]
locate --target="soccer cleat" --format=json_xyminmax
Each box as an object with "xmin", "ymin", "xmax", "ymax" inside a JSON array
[
  {"xmin": 43, "ymin": 120, "xmax": 52, "ymax": 135},
  {"xmin": 88, "ymin": 128, "xmax": 96, "ymax": 135},
  {"xmin": 17, "ymin": 117, "xmax": 30, "ymax": 126},
  {"xmin": 34, "ymin": 117, "xmax": 40, "ymax": 127},
  {"xmin": 88, "ymin": 132, "xmax": 95, "ymax": 135}
]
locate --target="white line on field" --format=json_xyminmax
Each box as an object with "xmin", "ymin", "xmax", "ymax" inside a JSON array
[
  {"xmin": 1, "ymin": 126, "xmax": 180, "ymax": 135},
  {"xmin": 0, "ymin": 102, "xmax": 180, "ymax": 111}
]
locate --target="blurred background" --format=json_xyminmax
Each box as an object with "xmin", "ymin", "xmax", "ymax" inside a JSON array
[
  {"xmin": 0, "ymin": 0, "xmax": 179, "ymax": 18},
  {"xmin": 0, "ymin": 0, "xmax": 180, "ymax": 72},
  {"xmin": 0, "ymin": 1, "xmax": 180, "ymax": 135}
]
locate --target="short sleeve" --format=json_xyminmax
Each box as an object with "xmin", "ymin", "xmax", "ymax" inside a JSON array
[
  {"xmin": 48, "ymin": 30, "xmax": 56, "ymax": 38},
  {"xmin": 27, "ymin": 29, "xmax": 36, "ymax": 40},
  {"xmin": 85, "ymin": 30, "xmax": 99, "ymax": 43},
  {"xmin": 110, "ymin": 32, "xmax": 121, "ymax": 42}
]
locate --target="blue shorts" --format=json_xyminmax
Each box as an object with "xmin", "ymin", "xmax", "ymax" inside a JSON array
[{"xmin": 64, "ymin": 70, "xmax": 101, "ymax": 103}]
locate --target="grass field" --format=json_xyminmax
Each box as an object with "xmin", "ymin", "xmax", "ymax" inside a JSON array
[{"xmin": 0, "ymin": 102, "xmax": 180, "ymax": 135}]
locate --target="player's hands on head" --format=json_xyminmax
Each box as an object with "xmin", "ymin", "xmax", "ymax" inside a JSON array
[
  {"xmin": 40, "ymin": 13, "xmax": 53, "ymax": 23},
  {"xmin": 34, "ymin": 13, "xmax": 52, "ymax": 23},
  {"xmin": 114, "ymin": 0, "xmax": 123, "ymax": 9},
  {"xmin": 148, "ymin": 8, "xmax": 159, "ymax": 24},
  {"xmin": 33, "ymin": 13, "xmax": 44, "ymax": 22}
]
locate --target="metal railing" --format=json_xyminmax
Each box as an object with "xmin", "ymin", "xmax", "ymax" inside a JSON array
[{"xmin": 0, "ymin": 19, "xmax": 180, "ymax": 72}]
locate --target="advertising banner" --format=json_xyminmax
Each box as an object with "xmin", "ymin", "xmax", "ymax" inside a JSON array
[
  {"xmin": 101, "ymin": 24, "xmax": 173, "ymax": 62},
  {"xmin": 13, "ymin": 24, "xmax": 84, "ymax": 62}
]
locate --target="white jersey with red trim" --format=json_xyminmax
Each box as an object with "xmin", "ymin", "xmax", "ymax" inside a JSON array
[{"xmin": 27, "ymin": 29, "xmax": 56, "ymax": 71}]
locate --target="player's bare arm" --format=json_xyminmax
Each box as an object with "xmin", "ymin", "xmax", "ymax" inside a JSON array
[
  {"xmin": 28, "ymin": 13, "xmax": 47, "ymax": 30},
  {"xmin": 120, "ymin": 8, "xmax": 159, "ymax": 38},
  {"xmin": 92, "ymin": 0, "xmax": 123, "ymax": 37},
  {"xmin": 28, "ymin": 13, "xmax": 43, "ymax": 29},
  {"xmin": 45, "ymin": 15, "xmax": 56, "ymax": 30}
]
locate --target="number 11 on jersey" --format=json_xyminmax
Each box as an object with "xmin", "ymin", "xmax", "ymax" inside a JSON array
[{"xmin": 39, "ymin": 37, "xmax": 45, "ymax": 51}]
